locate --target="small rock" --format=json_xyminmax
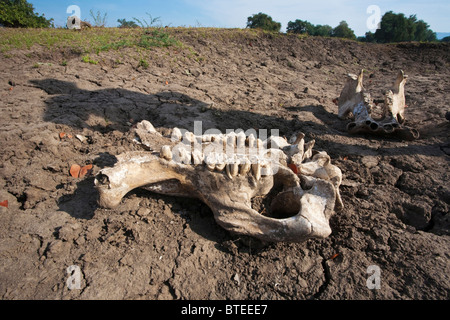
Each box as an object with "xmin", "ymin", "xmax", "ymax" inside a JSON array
[
  {"xmin": 75, "ymin": 134, "xmax": 87, "ymax": 143},
  {"xmin": 233, "ymin": 273, "xmax": 240, "ymax": 285},
  {"xmin": 361, "ymin": 156, "xmax": 379, "ymax": 168},
  {"xmin": 58, "ymin": 222, "xmax": 81, "ymax": 241},
  {"xmin": 137, "ymin": 120, "xmax": 157, "ymax": 133},
  {"xmin": 190, "ymin": 69, "xmax": 201, "ymax": 77}
]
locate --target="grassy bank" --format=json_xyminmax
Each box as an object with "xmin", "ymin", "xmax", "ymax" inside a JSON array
[{"xmin": 0, "ymin": 27, "xmax": 183, "ymax": 54}]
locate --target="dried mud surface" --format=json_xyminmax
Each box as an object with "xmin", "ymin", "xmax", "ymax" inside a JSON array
[{"xmin": 0, "ymin": 29, "xmax": 449, "ymax": 300}]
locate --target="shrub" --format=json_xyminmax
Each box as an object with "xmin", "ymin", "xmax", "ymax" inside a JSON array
[
  {"xmin": 246, "ymin": 12, "xmax": 281, "ymax": 32},
  {"xmin": 0, "ymin": 0, "xmax": 53, "ymax": 28}
]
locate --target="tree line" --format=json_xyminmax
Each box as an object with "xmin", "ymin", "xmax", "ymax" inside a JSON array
[
  {"xmin": 1, "ymin": 0, "xmax": 447, "ymax": 43},
  {"xmin": 247, "ymin": 11, "xmax": 444, "ymax": 43}
]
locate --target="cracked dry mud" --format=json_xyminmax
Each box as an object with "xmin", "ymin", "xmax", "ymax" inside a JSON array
[{"xmin": 0, "ymin": 29, "xmax": 449, "ymax": 299}]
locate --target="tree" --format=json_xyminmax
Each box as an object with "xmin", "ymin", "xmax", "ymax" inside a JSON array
[
  {"xmin": 0, "ymin": 0, "xmax": 53, "ymax": 27},
  {"xmin": 359, "ymin": 31, "xmax": 376, "ymax": 42},
  {"xmin": 441, "ymin": 36, "xmax": 450, "ymax": 43},
  {"xmin": 287, "ymin": 20, "xmax": 332, "ymax": 37},
  {"xmin": 246, "ymin": 12, "xmax": 281, "ymax": 32},
  {"xmin": 374, "ymin": 11, "xmax": 436, "ymax": 43},
  {"xmin": 286, "ymin": 19, "xmax": 314, "ymax": 34},
  {"xmin": 117, "ymin": 18, "xmax": 138, "ymax": 28},
  {"xmin": 332, "ymin": 21, "xmax": 356, "ymax": 40},
  {"xmin": 313, "ymin": 24, "xmax": 333, "ymax": 37},
  {"xmin": 414, "ymin": 19, "xmax": 437, "ymax": 42}
]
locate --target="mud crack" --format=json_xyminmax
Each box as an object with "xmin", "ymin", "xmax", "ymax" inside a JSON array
[{"xmin": 312, "ymin": 254, "xmax": 331, "ymax": 299}]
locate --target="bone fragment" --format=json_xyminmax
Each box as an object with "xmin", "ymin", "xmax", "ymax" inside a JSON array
[
  {"xmin": 264, "ymin": 136, "xmax": 290, "ymax": 149},
  {"xmin": 303, "ymin": 139, "xmax": 315, "ymax": 161},
  {"xmin": 383, "ymin": 70, "xmax": 408, "ymax": 124}
]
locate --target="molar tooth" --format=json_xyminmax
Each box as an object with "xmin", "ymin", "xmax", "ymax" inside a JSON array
[
  {"xmin": 191, "ymin": 149, "xmax": 203, "ymax": 165},
  {"xmin": 210, "ymin": 134, "xmax": 222, "ymax": 143},
  {"xmin": 160, "ymin": 145, "xmax": 172, "ymax": 161},
  {"xmin": 171, "ymin": 127, "xmax": 182, "ymax": 142},
  {"xmin": 215, "ymin": 153, "xmax": 227, "ymax": 171},
  {"xmin": 236, "ymin": 131, "xmax": 246, "ymax": 149},
  {"xmin": 177, "ymin": 147, "xmax": 191, "ymax": 164},
  {"xmin": 247, "ymin": 134, "xmax": 256, "ymax": 148},
  {"xmin": 202, "ymin": 134, "xmax": 213, "ymax": 142},
  {"xmin": 183, "ymin": 131, "xmax": 195, "ymax": 144},
  {"xmin": 225, "ymin": 156, "xmax": 239, "ymax": 179},
  {"xmin": 226, "ymin": 132, "xmax": 237, "ymax": 149},
  {"xmin": 215, "ymin": 162, "xmax": 226, "ymax": 171},
  {"xmin": 204, "ymin": 153, "xmax": 217, "ymax": 171},
  {"xmin": 231, "ymin": 160, "xmax": 240, "ymax": 177}
]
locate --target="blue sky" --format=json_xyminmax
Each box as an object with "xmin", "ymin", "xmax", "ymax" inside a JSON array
[{"xmin": 29, "ymin": 0, "xmax": 450, "ymax": 36}]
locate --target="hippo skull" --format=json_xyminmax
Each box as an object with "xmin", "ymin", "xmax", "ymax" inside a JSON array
[
  {"xmin": 337, "ymin": 69, "xmax": 419, "ymax": 140},
  {"xmin": 95, "ymin": 121, "xmax": 343, "ymax": 243}
]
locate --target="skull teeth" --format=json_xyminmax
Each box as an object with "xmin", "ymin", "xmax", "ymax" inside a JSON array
[
  {"xmin": 191, "ymin": 149, "xmax": 203, "ymax": 165},
  {"xmin": 236, "ymin": 131, "xmax": 246, "ymax": 149},
  {"xmin": 239, "ymin": 158, "xmax": 251, "ymax": 175},
  {"xmin": 252, "ymin": 162, "xmax": 262, "ymax": 181},
  {"xmin": 160, "ymin": 145, "xmax": 172, "ymax": 161},
  {"xmin": 215, "ymin": 162, "xmax": 226, "ymax": 171},
  {"xmin": 171, "ymin": 127, "xmax": 182, "ymax": 142},
  {"xmin": 160, "ymin": 132, "xmax": 292, "ymax": 180},
  {"xmin": 247, "ymin": 134, "xmax": 256, "ymax": 148},
  {"xmin": 226, "ymin": 162, "xmax": 239, "ymax": 179}
]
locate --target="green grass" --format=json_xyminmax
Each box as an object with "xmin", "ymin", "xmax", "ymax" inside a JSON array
[
  {"xmin": 81, "ymin": 54, "xmax": 98, "ymax": 64},
  {"xmin": 138, "ymin": 58, "xmax": 149, "ymax": 69},
  {"xmin": 0, "ymin": 27, "xmax": 182, "ymax": 55}
]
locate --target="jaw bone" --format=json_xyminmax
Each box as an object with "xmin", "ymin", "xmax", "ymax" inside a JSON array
[
  {"xmin": 95, "ymin": 121, "xmax": 343, "ymax": 243},
  {"xmin": 337, "ymin": 69, "xmax": 419, "ymax": 140}
]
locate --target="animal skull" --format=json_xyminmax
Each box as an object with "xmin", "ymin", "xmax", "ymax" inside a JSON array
[
  {"xmin": 337, "ymin": 70, "xmax": 419, "ymax": 140},
  {"xmin": 95, "ymin": 121, "xmax": 343, "ymax": 243}
]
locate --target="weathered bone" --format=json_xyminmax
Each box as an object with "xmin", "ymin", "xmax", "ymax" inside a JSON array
[
  {"xmin": 95, "ymin": 121, "xmax": 343, "ymax": 243},
  {"xmin": 337, "ymin": 69, "xmax": 419, "ymax": 140},
  {"xmin": 382, "ymin": 70, "xmax": 407, "ymax": 124}
]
